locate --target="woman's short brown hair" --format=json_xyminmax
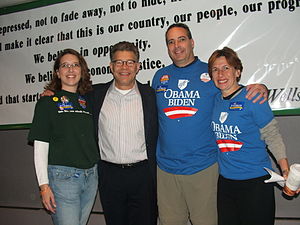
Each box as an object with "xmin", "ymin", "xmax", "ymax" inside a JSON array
[{"xmin": 208, "ymin": 47, "xmax": 243, "ymax": 82}]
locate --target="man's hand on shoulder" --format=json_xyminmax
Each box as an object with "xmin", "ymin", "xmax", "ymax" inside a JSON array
[
  {"xmin": 246, "ymin": 84, "xmax": 268, "ymax": 104},
  {"xmin": 41, "ymin": 89, "xmax": 55, "ymax": 97}
]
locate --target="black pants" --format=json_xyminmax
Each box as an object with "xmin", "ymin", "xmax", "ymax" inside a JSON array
[
  {"xmin": 217, "ymin": 175, "xmax": 275, "ymax": 225},
  {"xmin": 98, "ymin": 160, "xmax": 157, "ymax": 225}
]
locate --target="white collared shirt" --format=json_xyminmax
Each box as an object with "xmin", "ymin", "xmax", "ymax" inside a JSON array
[{"xmin": 99, "ymin": 81, "xmax": 147, "ymax": 164}]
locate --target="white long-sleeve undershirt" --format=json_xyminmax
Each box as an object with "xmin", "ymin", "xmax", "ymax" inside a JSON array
[{"xmin": 34, "ymin": 140, "xmax": 49, "ymax": 186}]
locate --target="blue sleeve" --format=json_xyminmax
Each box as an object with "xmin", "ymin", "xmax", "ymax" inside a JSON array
[{"xmin": 250, "ymin": 99, "xmax": 274, "ymax": 128}]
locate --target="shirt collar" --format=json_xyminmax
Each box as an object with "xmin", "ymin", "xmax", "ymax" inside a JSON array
[
  {"xmin": 173, "ymin": 56, "xmax": 198, "ymax": 68},
  {"xmin": 108, "ymin": 80, "xmax": 139, "ymax": 96}
]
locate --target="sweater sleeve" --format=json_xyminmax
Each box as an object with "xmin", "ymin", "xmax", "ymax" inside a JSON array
[{"xmin": 260, "ymin": 118, "xmax": 287, "ymax": 161}]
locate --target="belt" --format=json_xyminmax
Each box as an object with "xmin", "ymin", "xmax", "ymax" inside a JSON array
[{"xmin": 101, "ymin": 160, "xmax": 148, "ymax": 169}]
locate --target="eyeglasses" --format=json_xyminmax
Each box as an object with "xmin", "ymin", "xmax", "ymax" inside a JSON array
[
  {"xmin": 59, "ymin": 63, "xmax": 81, "ymax": 69},
  {"xmin": 112, "ymin": 60, "xmax": 136, "ymax": 67}
]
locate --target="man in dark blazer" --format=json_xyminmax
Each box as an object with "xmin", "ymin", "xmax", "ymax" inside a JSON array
[{"xmin": 89, "ymin": 41, "xmax": 158, "ymax": 225}]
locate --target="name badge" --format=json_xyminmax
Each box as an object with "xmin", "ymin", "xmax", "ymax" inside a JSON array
[{"xmin": 229, "ymin": 101, "xmax": 244, "ymax": 111}]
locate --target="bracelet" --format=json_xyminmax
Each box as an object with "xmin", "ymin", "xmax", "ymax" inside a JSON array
[
  {"xmin": 282, "ymin": 169, "xmax": 289, "ymax": 173},
  {"xmin": 40, "ymin": 186, "xmax": 50, "ymax": 195}
]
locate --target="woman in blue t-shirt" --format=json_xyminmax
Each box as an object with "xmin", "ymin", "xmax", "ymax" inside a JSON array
[{"xmin": 208, "ymin": 47, "xmax": 294, "ymax": 225}]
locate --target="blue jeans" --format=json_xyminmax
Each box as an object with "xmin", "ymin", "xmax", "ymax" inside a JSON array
[{"xmin": 48, "ymin": 164, "xmax": 98, "ymax": 225}]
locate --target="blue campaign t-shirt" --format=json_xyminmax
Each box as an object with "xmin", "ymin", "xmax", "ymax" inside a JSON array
[
  {"xmin": 211, "ymin": 88, "xmax": 273, "ymax": 180},
  {"xmin": 152, "ymin": 58, "xmax": 219, "ymax": 175}
]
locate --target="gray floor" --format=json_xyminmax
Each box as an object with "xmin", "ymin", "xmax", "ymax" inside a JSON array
[{"xmin": 0, "ymin": 207, "xmax": 300, "ymax": 225}]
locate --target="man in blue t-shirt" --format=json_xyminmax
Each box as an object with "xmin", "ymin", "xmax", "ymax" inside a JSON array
[{"xmin": 152, "ymin": 23, "xmax": 268, "ymax": 225}]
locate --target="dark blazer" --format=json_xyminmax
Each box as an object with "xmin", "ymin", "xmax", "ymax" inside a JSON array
[{"xmin": 89, "ymin": 80, "xmax": 158, "ymax": 184}]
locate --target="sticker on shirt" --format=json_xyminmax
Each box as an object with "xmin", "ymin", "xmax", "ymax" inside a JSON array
[
  {"xmin": 61, "ymin": 96, "xmax": 70, "ymax": 103},
  {"xmin": 216, "ymin": 139, "xmax": 243, "ymax": 152},
  {"xmin": 78, "ymin": 96, "xmax": 87, "ymax": 109},
  {"xmin": 156, "ymin": 84, "xmax": 167, "ymax": 93},
  {"xmin": 229, "ymin": 101, "xmax": 244, "ymax": 111},
  {"xmin": 57, "ymin": 102, "xmax": 73, "ymax": 110},
  {"xmin": 52, "ymin": 97, "xmax": 59, "ymax": 102},
  {"xmin": 57, "ymin": 96, "xmax": 73, "ymax": 110},
  {"xmin": 219, "ymin": 112, "xmax": 228, "ymax": 123},
  {"xmin": 160, "ymin": 75, "xmax": 170, "ymax": 84},
  {"xmin": 163, "ymin": 106, "xmax": 198, "ymax": 119},
  {"xmin": 200, "ymin": 73, "xmax": 210, "ymax": 83},
  {"xmin": 178, "ymin": 79, "xmax": 189, "ymax": 90}
]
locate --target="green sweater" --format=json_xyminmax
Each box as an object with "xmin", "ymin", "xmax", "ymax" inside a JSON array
[{"xmin": 28, "ymin": 90, "xmax": 99, "ymax": 169}]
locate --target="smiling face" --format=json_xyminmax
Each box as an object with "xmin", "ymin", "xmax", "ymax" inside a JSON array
[
  {"xmin": 211, "ymin": 56, "xmax": 241, "ymax": 97},
  {"xmin": 166, "ymin": 27, "xmax": 195, "ymax": 67},
  {"xmin": 57, "ymin": 54, "xmax": 81, "ymax": 93},
  {"xmin": 110, "ymin": 50, "xmax": 140, "ymax": 90}
]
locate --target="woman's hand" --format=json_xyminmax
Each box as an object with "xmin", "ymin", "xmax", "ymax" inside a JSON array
[
  {"xmin": 278, "ymin": 158, "xmax": 289, "ymax": 180},
  {"xmin": 278, "ymin": 158, "xmax": 300, "ymax": 196},
  {"xmin": 40, "ymin": 184, "xmax": 56, "ymax": 213}
]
